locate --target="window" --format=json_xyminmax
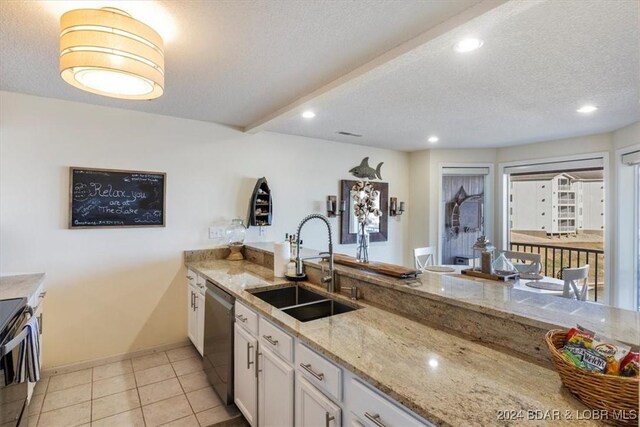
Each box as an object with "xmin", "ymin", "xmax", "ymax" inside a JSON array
[{"xmin": 504, "ymin": 157, "xmax": 605, "ymax": 302}]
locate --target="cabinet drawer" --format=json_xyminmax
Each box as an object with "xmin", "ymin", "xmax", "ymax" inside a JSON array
[
  {"xmin": 235, "ymin": 301, "xmax": 258, "ymax": 335},
  {"xmin": 296, "ymin": 342, "xmax": 342, "ymax": 402},
  {"xmin": 259, "ymin": 317, "xmax": 293, "ymax": 363},
  {"xmin": 348, "ymin": 379, "xmax": 427, "ymax": 427},
  {"xmin": 196, "ymin": 274, "xmax": 206, "ymax": 287},
  {"xmin": 186, "ymin": 269, "xmax": 197, "ymax": 287}
]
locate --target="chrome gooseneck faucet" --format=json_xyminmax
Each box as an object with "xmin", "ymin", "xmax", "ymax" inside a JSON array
[{"xmin": 295, "ymin": 213, "xmax": 335, "ymax": 293}]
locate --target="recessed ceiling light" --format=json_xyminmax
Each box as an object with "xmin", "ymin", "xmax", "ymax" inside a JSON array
[
  {"xmin": 428, "ymin": 136, "xmax": 439, "ymax": 143},
  {"xmin": 576, "ymin": 105, "xmax": 598, "ymax": 114},
  {"xmin": 301, "ymin": 111, "xmax": 316, "ymax": 119},
  {"xmin": 454, "ymin": 38, "xmax": 483, "ymax": 53}
]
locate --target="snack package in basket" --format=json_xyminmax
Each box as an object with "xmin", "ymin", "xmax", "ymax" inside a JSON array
[
  {"xmin": 562, "ymin": 326, "xmax": 632, "ymax": 376},
  {"xmin": 620, "ymin": 352, "xmax": 639, "ymax": 378},
  {"xmin": 591, "ymin": 334, "xmax": 631, "ymax": 375}
]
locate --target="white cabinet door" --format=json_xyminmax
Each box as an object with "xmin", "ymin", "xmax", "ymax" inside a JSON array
[
  {"xmin": 295, "ymin": 376, "xmax": 341, "ymax": 427},
  {"xmin": 187, "ymin": 284, "xmax": 197, "ymax": 347},
  {"xmin": 258, "ymin": 346, "xmax": 294, "ymax": 427},
  {"xmin": 235, "ymin": 323, "xmax": 258, "ymax": 426},
  {"xmin": 195, "ymin": 291, "xmax": 205, "ymax": 355}
]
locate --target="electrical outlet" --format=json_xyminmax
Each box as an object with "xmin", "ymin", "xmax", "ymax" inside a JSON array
[{"xmin": 209, "ymin": 226, "xmax": 224, "ymax": 240}]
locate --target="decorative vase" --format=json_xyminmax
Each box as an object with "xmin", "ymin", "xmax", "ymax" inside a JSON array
[{"xmin": 356, "ymin": 222, "xmax": 370, "ymax": 263}]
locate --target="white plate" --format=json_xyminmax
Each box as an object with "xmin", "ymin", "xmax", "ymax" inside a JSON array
[
  {"xmin": 520, "ymin": 272, "xmax": 544, "ymax": 280},
  {"xmin": 424, "ymin": 266, "xmax": 456, "ymax": 273}
]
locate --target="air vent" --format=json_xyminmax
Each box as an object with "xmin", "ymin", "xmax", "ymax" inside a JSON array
[{"xmin": 336, "ymin": 131, "xmax": 362, "ymax": 137}]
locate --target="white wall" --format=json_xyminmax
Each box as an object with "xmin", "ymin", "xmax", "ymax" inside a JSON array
[
  {"xmin": 0, "ymin": 91, "xmax": 410, "ymax": 368},
  {"xmin": 613, "ymin": 121, "xmax": 640, "ymax": 149}
]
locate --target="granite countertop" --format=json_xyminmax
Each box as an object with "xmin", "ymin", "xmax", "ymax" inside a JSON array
[
  {"xmin": 246, "ymin": 243, "xmax": 640, "ymax": 347},
  {"xmin": 187, "ymin": 258, "xmax": 600, "ymax": 426},
  {"xmin": 0, "ymin": 273, "xmax": 45, "ymax": 300}
]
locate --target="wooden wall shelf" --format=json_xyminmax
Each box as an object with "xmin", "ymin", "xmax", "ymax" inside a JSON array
[{"xmin": 248, "ymin": 177, "xmax": 272, "ymax": 226}]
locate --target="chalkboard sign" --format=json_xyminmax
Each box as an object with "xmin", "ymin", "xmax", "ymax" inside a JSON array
[{"xmin": 69, "ymin": 167, "xmax": 166, "ymax": 228}]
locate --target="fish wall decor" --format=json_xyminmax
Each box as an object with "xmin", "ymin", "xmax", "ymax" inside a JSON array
[{"xmin": 349, "ymin": 157, "xmax": 383, "ymax": 180}]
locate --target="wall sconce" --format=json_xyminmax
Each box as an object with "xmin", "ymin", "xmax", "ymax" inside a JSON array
[
  {"xmin": 327, "ymin": 196, "xmax": 348, "ymax": 217},
  {"xmin": 327, "ymin": 196, "xmax": 337, "ymax": 217},
  {"xmin": 389, "ymin": 197, "xmax": 405, "ymax": 216}
]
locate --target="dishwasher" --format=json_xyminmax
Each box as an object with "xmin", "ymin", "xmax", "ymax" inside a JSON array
[{"xmin": 203, "ymin": 280, "xmax": 235, "ymax": 406}]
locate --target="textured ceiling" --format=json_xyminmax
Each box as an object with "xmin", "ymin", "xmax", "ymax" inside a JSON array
[
  {"xmin": 0, "ymin": 0, "xmax": 480, "ymax": 127},
  {"xmin": 1, "ymin": 0, "xmax": 638, "ymax": 151},
  {"xmin": 265, "ymin": 0, "xmax": 640, "ymax": 150}
]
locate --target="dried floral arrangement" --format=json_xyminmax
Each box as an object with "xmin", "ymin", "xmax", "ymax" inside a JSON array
[{"xmin": 351, "ymin": 180, "xmax": 382, "ymax": 224}]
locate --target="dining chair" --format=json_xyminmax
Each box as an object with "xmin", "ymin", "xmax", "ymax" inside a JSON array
[
  {"xmin": 504, "ymin": 251, "xmax": 542, "ymax": 273},
  {"xmin": 561, "ymin": 265, "xmax": 590, "ymax": 301},
  {"xmin": 413, "ymin": 247, "xmax": 435, "ymax": 271}
]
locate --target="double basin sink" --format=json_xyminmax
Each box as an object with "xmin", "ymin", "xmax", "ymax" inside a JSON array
[{"xmin": 249, "ymin": 285, "xmax": 358, "ymax": 322}]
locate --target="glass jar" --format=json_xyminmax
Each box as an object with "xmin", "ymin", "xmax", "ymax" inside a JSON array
[
  {"xmin": 492, "ymin": 251, "xmax": 517, "ymax": 275},
  {"xmin": 226, "ymin": 219, "xmax": 246, "ymax": 246}
]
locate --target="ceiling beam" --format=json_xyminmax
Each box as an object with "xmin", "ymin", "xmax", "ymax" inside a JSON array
[{"xmin": 244, "ymin": 0, "xmax": 508, "ymax": 134}]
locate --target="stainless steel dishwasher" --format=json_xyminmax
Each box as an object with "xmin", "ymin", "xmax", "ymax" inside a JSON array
[{"xmin": 203, "ymin": 280, "xmax": 234, "ymax": 405}]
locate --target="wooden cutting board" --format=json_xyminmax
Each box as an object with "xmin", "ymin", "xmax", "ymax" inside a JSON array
[{"xmin": 333, "ymin": 254, "xmax": 420, "ymax": 279}]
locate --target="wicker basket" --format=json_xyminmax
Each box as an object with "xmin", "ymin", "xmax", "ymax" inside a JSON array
[{"xmin": 545, "ymin": 329, "xmax": 639, "ymax": 426}]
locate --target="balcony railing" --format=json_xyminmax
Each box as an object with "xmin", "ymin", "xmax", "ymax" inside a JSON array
[
  {"xmin": 510, "ymin": 242, "xmax": 605, "ymax": 302},
  {"xmin": 558, "ymin": 185, "xmax": 573, "ymax": 191},
  {"xmin": 558, "ymin": 198, "xmax": 576, "ymax": 205},
  {"xmin": 558, "ymin": 226, "xmax": 575, "ymax": 232},
  {"xmin": 558, "ymin": 213, "xmax": 575, "ymax": 218}
]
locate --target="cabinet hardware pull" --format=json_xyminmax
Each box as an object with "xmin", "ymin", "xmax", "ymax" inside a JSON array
[
  {"xmin": 39, "ymin": 291, "xmax": 47, "ymax": 298},
  {"xmin": 186, "ymin": 275, "xmax": 194, "ymax": 280},
  {"xmin": 364, "ymin": 412, "xmax": 387, "ymax": 427},
  {"xmin": 263, "ymin": 335, "xmax": 278, "ymax": 346},
  {"xmin": 325, "ymin": 412, "xmax": 335, "ymax": 427},
  {"xmin": 300, "ymin": 363, "xmax": 324, "ymax": 381},
  {"xmin": 37, "ymin": 313, "xmax": 43, "ymax": 333},
  {"xmin": 247, "ymin": 343, "xmax": 254, "ymax": 369},
  {"xmin": 193, "ymin": 297, "xmax": 198, "ymax": 310},
  {"xmin": 236, "ymin": 314, "xmax": 247, "ymax": 323},
  {"xmin": 190, "ymin": 291, "xmax": 194, "ymax": 309}
]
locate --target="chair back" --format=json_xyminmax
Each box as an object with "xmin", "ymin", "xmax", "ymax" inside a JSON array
[
  {"xmin": 413, "ymin": 247, "xmax": 435, "ymax": 271},
  {"xmin": 561, "ymin": 265, "xmax": 590, "ymax": 301},
  {"xmin": 503, "ymin": 251, "xmax": 542, "ymax": 273}
]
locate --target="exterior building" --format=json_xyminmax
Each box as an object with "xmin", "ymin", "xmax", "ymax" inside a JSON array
[{"xmin": 510, "ymin": 171, "xmax": 604, "ymax": 235}]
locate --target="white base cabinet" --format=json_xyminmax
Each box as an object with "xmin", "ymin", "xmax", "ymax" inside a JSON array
[
  {"xmin": 258, "ymin": 346, "xmax": 294, "ymax": 427},
  {"xmin": 295, "ymin": 376, "xmax": 341, "ymax": 427},
  {"xmin": 186, "ymin": 269, "xmax": 205, "ymax": 355},
  {"xmin": 235, "ymin": 323, "xmax": 258, "ymax": 426}
]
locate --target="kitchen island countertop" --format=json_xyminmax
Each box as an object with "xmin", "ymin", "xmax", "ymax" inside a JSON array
[{"xmin": 186, "ymin": 258, "xmax": 605, "ymax": 426}]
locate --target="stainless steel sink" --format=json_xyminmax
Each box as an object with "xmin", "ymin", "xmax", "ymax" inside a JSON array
[
  {"xmin": 249, "ymin": 285, "xmax": 358, "ymax": 322},
  {"xmin": 282, "ymin": 299, "xmax": 356, "ymax": 322},
  {"xmin": 249, "ymin": 286, "xmax": 326, "ymax": 308}
]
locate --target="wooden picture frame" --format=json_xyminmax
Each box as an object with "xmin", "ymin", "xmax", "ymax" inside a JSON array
[
  {"xmin": 340, "ymin": 180, "xmax": 388, "ymax": 244},
  {"xmin": 69, "ymin": 167, "xmax": 166, "ymax": 229}
]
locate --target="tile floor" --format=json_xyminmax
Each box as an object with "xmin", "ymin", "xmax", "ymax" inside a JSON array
[{"xmin": 28, "ymin": 345, "xmax": 242, "ymax": 427}]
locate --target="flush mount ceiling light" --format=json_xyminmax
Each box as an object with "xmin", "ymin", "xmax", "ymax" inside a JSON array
[
  {"xmin": 576, "ymin": 105, "xmax": 598, "ymax": 114},
  {"xmin": 428, "ymin": 136, "xmax": 439, "ymax": 143},
  {"xmin": 454, "ymin": 38, "xmax": 483, "ymax": 53},
  {"xmin": 59, "ymin": 8, "xmax": 164, "ymax": 100},
  {"xmin": 301, "ymin": 111, "xmax": 316, "ymax": 119}
]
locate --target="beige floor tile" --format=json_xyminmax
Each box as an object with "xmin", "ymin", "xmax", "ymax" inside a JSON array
[
  {"xmin": 171, "ymin": 357, "xmax": 203, "ymax": 376},
  {"xmin": 93, "ymin": 360, "xmax": 133, "ymax": 381},
  {"xmin": 92, "ymin": 389, "xmax": 140, "ymax": 421},
  {"xmin": 37, "ymin": 401, "xmax": 91, "ymax": 427},
  {"xmin": 185, "ymin": 386, "xmax": 222, "ymax": 413},
  {"xmin": 138, "ymin": 377, "xmax": 184, "ymax": 406},
  {"xmin": 91, "ymin": 408, "xmax": 145, "ymax": 427},
  {"xmin": 160, "ymin": 414, "xmax": 199, "ymax": 427},
  {"xmin": 166, "ymin": 346, "xmax": 199, "ymax": 363},
  {"xmin": 135, "ymin": 364, "xmax": 176, "ymax": 387},
  {"xmin": 28, "ymin": 392, "xmax": 45, "ymax": 416},
  {"xmin": 27, "ymin": 415, "xmax": 38, "ymax": 427},
  {"xmin": 33, "ymin": 376, "xmax": 49, "ymax": 396},
  {"xmin": 195, "ymin": 404, "xmax": 240, "ymax": 426},
  {"xmin": 132, "ymin": 352, "xmax": 169, "ymax": 372},
  {"xmin": 177, "ymin": 370, "xmax": 210, "ymax": 394},
  {"xmin": 92, "ymin": 373, "xmax": 136, "ymax": 399},
  {"xmin": 47, "ymin": 369, "xmax": 92, "ymax": 393},
  {"xmin": 41, "ymin": 383, "xmax": 91, "ymax": 413},
  {"xmin": 142, "ymin": 394, "xmax": 193, "ymax": 427}
]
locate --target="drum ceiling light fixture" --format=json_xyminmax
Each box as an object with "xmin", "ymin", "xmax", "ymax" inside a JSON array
[{"xmin": 59, "ymin": 8, "xmax": 164, "ymax": 100}]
